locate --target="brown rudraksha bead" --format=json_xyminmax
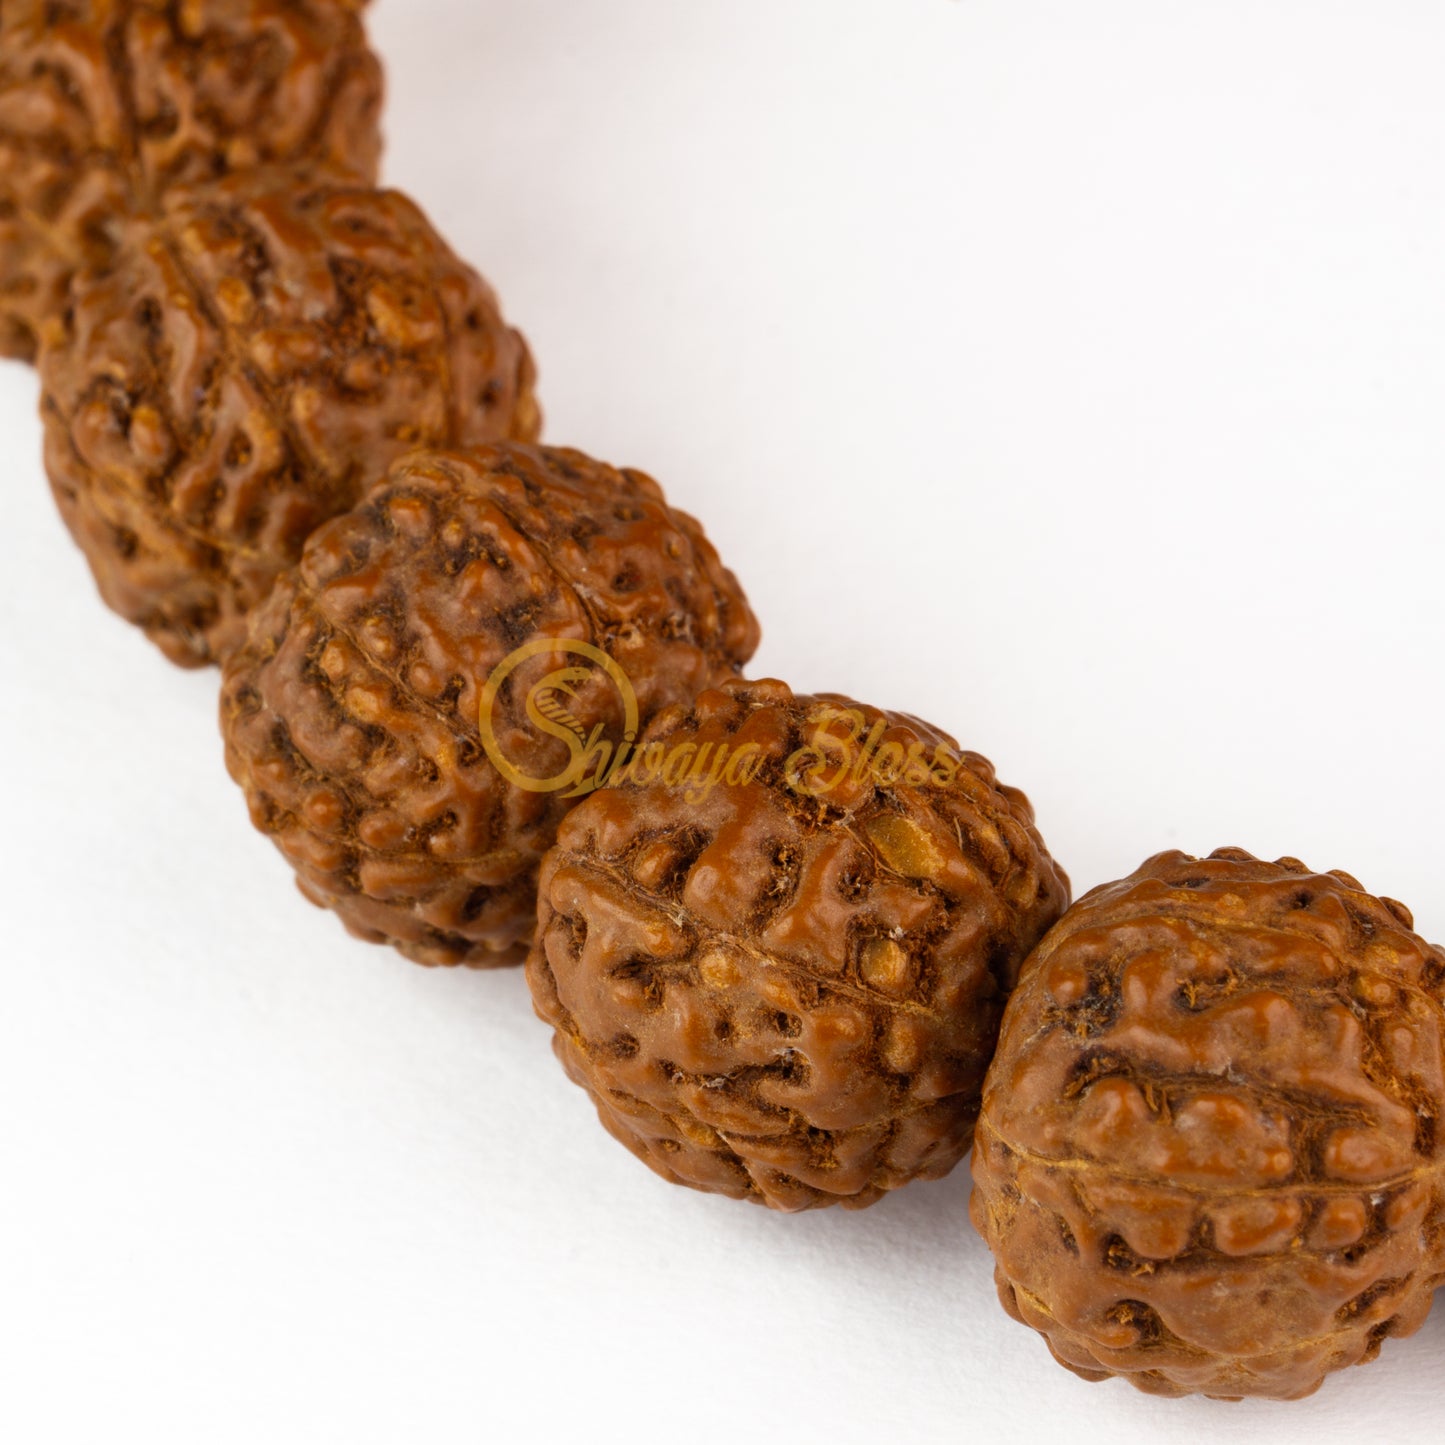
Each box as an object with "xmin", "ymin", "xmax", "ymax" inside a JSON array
[
  {"xmin": 40, "ymin": 166, "xmax": 539, "ymax": 666},
  {"xmin": 527, "ymin": 678, "xmax": 1070, "ymax": 1211},
  {"xmin": 0, "ymin": 0, "xmax": 384, "ymax": 360},
  {"xmin": 221, "ymin": 443, "xmax": 760, "ymax": 968},
  {"xmin": 971, "ymin": 847, "xmax": 1445, "ymax": 1400}
]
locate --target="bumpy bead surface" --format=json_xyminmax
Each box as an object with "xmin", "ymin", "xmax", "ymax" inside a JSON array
[
  {"xmin": 0, "ymin": 0, "xmax": 383, "ymax": 360},
  {"xmin": 970, "ymin": 847, "xmax": 1445, "ymax": 1400},
  {"xmin": 222, "ymin": 443, "xmax": 760, "ymax": 968},
  {"xmin": 527, "ymin": 679, "xmax": 1070, "ymax": 1211},
  {"xmin": 40, "ymin": 167, "xmax": 539, "ymax": 666}
]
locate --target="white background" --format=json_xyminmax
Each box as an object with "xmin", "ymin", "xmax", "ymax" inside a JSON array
[{"xmin": 2, "ymin": 1, "xmax": 1442, "ymax": 1440}]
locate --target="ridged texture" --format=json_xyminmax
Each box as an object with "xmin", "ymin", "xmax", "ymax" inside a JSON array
[
  {"xmin": 40, "ymin": 166, "xmax": 540, "ymax": 666},
  {"xmin": 527, "ymin": 679, "xmax": 1070, "ymax": 1211},
  {"xmin": 0, "ymin": 0, "xmax": 383, "ymax": 362},
  {"xmin": 970, "ymin": 847, "xmax": 1445, "ymax": 1400},
  {"xmin": 221, "ymin": 443, "xmax": 761, "ymax": 968}
]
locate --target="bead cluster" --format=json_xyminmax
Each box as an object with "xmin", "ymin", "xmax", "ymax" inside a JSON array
[{"xmin": 2, "ymin": 3, "xmax": 1440, "ymax": 1404}]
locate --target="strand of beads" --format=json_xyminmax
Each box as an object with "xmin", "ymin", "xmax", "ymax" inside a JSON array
[{"xmin": 2, "ymin": 4, "xmax": 1440, "ymax": 1405}]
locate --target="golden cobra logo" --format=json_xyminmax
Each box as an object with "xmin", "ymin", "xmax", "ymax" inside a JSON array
[
  {"xmin": 480, "ymin": 641, "xmax": 966, "ymax": 799},
  {"xmin": 479, "ymin": 638, "xmax": 768, "ymax": 800},
  {"xmin": 478, "ymin": 638, "xmax": 640, "ymax": 797}
]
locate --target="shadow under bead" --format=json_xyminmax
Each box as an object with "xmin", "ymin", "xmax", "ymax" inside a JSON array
[
  {"xmin": 220, "ymin": 442, "xmax": 761, "ymax": 969},
  {"xmin": 0, "ymin": 0, "xmax": 384, "ymax": 362},
  {"xmin": 970, "ymin": 847, "xmax": 1445, "ymax": 1401},
  {"xmin": 39, "ymin": 165, "xmax": 540, "ymax": 667},
  {"xmin": 526, "ymin": 678, "xmax": 1071, "ymax": 1211}
]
